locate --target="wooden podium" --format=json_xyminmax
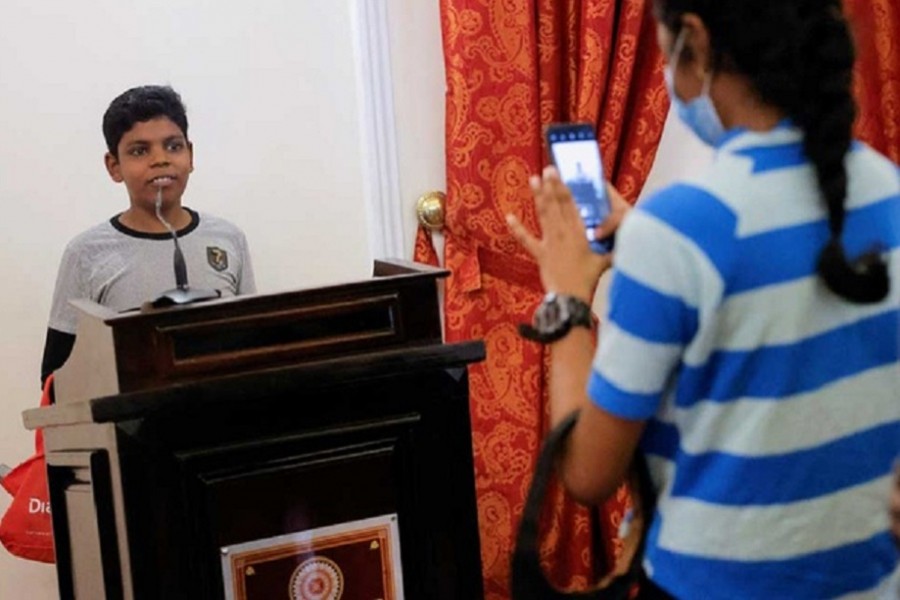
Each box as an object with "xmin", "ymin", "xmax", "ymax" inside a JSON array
[{"xmin": 24, "ymin": 261, "xmax": 485, "ymax": 600}]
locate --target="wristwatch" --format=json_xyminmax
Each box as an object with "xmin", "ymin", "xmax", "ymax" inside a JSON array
[{"xmin": 518, "ymin": 292, "xmax": 593, "ymax": 344}]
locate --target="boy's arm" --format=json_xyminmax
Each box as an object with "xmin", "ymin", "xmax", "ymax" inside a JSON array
[
  {"xmin": 41, "ymin": 328, "xmax": 75, "ymax": 388},
  {"xmin": 238, "ymin": 231, "xmax": 256, "ymax": 294},
  {"xmin": 42, "ymin": 240, "xmax": 85, "ymax": 388}
]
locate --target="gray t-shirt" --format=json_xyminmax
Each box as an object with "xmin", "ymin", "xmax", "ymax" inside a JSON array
[{"xmin": 48, "ymin": 208, "xmax": 256, "ymax": 334}]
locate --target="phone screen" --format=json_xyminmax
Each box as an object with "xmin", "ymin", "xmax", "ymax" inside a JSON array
[{"xmin": 546, "ymin": 123, "xmax": 614, "ymax": 253}]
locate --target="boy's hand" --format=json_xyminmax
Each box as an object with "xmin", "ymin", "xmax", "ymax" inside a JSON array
[{"xmin": 507, "ymin": 167, "xmax": 629, "ymax": 302}]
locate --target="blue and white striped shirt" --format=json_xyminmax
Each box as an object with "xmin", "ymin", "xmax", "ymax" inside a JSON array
[{"xmin": 589, "ymin": 124, "xmax": 900, "ymax": 599}]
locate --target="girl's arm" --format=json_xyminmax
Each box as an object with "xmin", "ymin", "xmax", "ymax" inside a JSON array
[{"xmin": 508, "ymin": 168, "xmax": 642, "ymax": 504}]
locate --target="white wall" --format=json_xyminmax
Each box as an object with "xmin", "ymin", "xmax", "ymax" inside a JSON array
[
  {"xmin": 0, "ymin": 1, "xmax": 374, "ymax": 596},
  {"xmin": 642, "ymin": 107, "xmax": 716, "ymax": 198},
  {"xmin": 385, "ymin": 1, "xmax": 447, "ymax": 253}
]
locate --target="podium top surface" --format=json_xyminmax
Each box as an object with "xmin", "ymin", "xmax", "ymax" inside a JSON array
[
  {"xmin": 105, "ymin": 260, "xmax": 448, "ymax": 326},
  {"xmin": 50, "ymin": 260, "xmax": 456, "ymax": 406},
  {"xmin": 24, "ymin": 339, "xmax": 484, "ymax": 429}
]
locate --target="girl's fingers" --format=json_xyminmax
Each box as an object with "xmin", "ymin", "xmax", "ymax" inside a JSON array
[
  {"xmin": 593, "ymin": 208, "xmax": 624, "ymax": 240},
  {"xmin": 506, "ymin": 214, "xmax": 541, "ymax": 259},
  {"xmin": 527, "ymin": 165, "xmax": 613, "ymax": 249},
  {"xmin": 593, "ymin": 182, "xmax": 631, "ymax": 240},
  {"xmin": 540, "ymin": 167, "xmax": 586, "ymax": 233},
  {"xmin": 535, "ymin": 172, "xmax": 567, "ymax": 223}
]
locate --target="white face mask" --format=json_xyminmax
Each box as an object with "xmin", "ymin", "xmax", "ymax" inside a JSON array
[{"xmin": 664, "ymin": 30, "xmax": 726, "ymax": 147}]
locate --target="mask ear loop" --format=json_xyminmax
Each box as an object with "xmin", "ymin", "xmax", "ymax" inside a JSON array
[
  {"xmin": 700, "ymin": 66, "xmax": 714, "ymax": 97},
  {"xmin": 666, "ymin": 29, "xmax": 688, "ymax": 101},
  {"xmin": 670, "ymin": 29, "xmax": 687, "ymax": 72}
]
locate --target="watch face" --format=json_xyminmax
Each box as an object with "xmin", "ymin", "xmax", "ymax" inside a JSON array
[{"xmin": 535, "ymin": 295, "xmax": 570, "ymax": 333}]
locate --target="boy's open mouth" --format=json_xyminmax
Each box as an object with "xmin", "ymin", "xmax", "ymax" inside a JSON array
[{"xmin": 150, "ymin": 176, "xmax": 176, "ymax": 187}]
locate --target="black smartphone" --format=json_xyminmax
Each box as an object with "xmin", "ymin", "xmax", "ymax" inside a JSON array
[{"xmin": 545, "ymin": 123, "xmax": 614, "ymax": 254}]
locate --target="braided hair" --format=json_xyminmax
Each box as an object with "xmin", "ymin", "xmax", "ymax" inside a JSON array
[{"xmin": 653, "ymin": 0, "xmax": 890, "ymax": 303}]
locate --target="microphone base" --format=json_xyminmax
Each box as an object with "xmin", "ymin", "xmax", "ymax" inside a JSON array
[{"xmin": 149, "ymin": 287, "xmax": 222, "ymax": 309}]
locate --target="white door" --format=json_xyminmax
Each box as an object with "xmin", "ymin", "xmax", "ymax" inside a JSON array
[{"xmin": 356, "ymin": 0, "xmax": 448, "ymax": 263}]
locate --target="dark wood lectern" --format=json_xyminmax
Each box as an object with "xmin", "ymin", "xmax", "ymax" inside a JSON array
[{"xmin": 24, "ymin": 261, "xmax": 485, "ymax": 600}]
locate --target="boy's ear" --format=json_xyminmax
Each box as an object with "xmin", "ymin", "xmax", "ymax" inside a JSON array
[
  {"xmin": 188, "ymin": 141, "xmax": 195, "ymax": 173},
  {"xmin": 104, "ymin": 152, "xmax": 124, "ymax": 183}
]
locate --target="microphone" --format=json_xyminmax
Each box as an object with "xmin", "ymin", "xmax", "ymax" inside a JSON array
[
  {"xmin": 155, "ymin": 187, "xmax": 189, "ymax": 290},
  {"xmin": 150, "ymin": 186, "xmax": 221, "ymax": 308}
]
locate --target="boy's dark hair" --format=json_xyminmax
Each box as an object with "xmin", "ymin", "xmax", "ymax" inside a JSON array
[
  {"xmin": 654, "ymin": 0, "xmax": 890, "ymax": 304},
  {"xmin": 102, "ymin": 85, "xmax": 189, "ymax": 157}
]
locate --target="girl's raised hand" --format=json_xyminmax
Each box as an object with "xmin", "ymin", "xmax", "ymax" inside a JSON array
[{"xmin": 507, "ymin": 167, "xmax": 627, "ymax": 302}]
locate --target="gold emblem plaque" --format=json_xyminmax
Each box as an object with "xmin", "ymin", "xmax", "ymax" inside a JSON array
[{"xmin": 221, "ymin": 514, "xmax": 404, "ymax": 600}]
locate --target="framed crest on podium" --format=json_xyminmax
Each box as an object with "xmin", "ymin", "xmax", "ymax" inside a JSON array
[{"xmin": 221, "ymin": 514, "xmax": 404, "ymax": 600}]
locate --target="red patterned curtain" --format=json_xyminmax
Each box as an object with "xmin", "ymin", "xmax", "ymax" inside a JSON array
[
  {"xmin": 846, "ymin": 0, "xmax": 900, "ymax": 161},
  {"xmin": 415, "ymin": 1, "xmax": 668, "ymax": 597}
]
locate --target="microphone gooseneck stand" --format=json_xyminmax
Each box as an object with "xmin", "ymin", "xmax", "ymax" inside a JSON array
[{"xmin": 150, "ymin": 186, "xmax": 221, "ymax": 308}]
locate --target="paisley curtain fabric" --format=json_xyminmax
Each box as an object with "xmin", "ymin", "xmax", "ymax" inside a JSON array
[
  {"xmin": 845, "ymin": 0, "xmax": 900, "ymax": 162},
  {"xmin": 414, "ymin": 2, "xmax": 668, "ymax": 597}
]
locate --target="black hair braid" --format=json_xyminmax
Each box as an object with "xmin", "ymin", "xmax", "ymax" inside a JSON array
[
  {"xmin": 653, "ymin": 0, "xmax": 890, "ymax": 303},
  {"xmin": 796, "ymin": 6, "xmax": 889, "ymax": 303}
]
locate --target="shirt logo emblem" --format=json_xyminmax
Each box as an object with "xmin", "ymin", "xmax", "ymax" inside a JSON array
[{"xmin": 207, "ymin": 247, "xmax": 228, "ymax": 272}]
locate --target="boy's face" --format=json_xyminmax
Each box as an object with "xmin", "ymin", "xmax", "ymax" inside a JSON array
[{"xmin": 104, "ymin": 116, "xmax": 193, "ymax": 209}]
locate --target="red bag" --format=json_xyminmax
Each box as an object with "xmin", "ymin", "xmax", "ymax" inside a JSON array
[{"xmin": 0, "ymin": 376, "xmax": 55, "ymax": 563}]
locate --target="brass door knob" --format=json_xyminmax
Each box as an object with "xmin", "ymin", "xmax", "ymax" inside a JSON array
[{"xmin": 416, "ymin": 191, "xmax": 446, "ymax": 231}]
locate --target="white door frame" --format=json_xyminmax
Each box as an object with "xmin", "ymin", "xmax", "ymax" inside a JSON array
[{"xmin": 349, "ymin": 0, "xmax": 406, "ymax": 261}]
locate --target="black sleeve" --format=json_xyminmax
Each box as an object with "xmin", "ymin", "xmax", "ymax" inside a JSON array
[{"xmin": 41, "ymin": 328, "xmax": 75, "ymax": 388}]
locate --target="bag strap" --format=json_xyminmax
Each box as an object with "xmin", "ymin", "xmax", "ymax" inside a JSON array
[
  {"xmin": 40, "ymin": 374, "xmax": 54, "ymax": 408},
  {"xmin": 33, "ymin": 374, "xmax": 54, "ymax": 456},
  {"xmin": 511, "ymin": 410, "xmax": 657, "ymax": 600}
]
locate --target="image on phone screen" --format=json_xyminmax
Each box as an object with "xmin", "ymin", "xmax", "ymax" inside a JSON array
[{"xmin": 546, "ymin": 123, "xmax": 614, "ymax": 253}]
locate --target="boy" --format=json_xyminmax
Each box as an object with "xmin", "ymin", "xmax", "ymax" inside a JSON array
[{"xmin": 40, "ymin": 85, "xmax": 256, "ymax": 386}]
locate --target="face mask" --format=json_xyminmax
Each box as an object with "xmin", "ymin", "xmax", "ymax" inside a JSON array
[{"xmin": 664, "ymin": 31, "xmax": 726, "ymax": 147}]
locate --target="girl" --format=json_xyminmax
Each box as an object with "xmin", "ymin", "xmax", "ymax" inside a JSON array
[{"xmin": 509, "ymin": 1, "xmax": 900, "ymax": 597}]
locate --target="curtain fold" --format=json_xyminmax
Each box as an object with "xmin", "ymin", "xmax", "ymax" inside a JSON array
[
  {"xmin": 416, "ymin": 1, "xmax": 669, "ymax": 597},
  {"xmin": 846, "ymin": 0, "xmax": 900, "ymax": 161}
]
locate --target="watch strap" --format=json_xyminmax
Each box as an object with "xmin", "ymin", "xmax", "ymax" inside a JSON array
[
  {"xmin": 518, "ymin": 295, "xmax": 592, "ymax": 344},
  {"xmin": 518, "ymin": 321, "xmax": 573, "ymax": 344},
  {"xmin": 566, "ymin": 296, "xmax": 593, "ymax": 329}
]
